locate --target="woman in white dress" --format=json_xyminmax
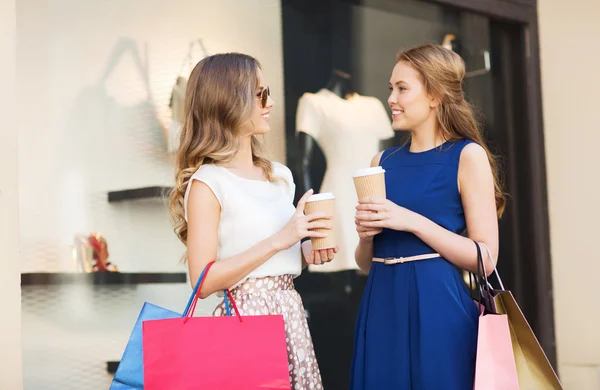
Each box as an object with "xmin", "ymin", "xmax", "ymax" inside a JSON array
[{"xmin": 168, "ymin": 53, "xmax": 336, "ymax": 389}]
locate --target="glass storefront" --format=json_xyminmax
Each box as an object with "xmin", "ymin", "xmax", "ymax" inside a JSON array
[
  {"xmin": 16, "ymin": 0, "xmax": 542, "ymax": 389},
  {"xmin": 18, "ymin": 1, "xmax": 287, "ymax": 388}
]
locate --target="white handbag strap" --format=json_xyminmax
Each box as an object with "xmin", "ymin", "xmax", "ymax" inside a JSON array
[{"xmin": 476, "ymin": 241, "xmax": 505, "ymax": 290}]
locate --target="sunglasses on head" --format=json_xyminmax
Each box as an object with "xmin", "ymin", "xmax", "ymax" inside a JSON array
[{"xmin": 256, "ymin": 86, "xmax": 270, "ymax": 108}]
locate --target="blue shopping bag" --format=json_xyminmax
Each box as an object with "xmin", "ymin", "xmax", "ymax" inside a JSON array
[{"xmin": 109, "ymin": 263, "xmax": 228, "ymax": 389}]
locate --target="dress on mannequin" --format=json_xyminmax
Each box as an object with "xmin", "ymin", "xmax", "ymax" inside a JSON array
[
  {"xmin": 296, "ymin": 86, "xmax": 394, "ymax": 272},
  {"xmin": 168, "ymin": 76, "xmax": 188, "ymax": 154},
  {"xmin": 167, "ymin": 39, "xmax": 209, "ymax": 154}
]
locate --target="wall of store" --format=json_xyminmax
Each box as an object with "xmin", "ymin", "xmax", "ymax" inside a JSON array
[
  {"xmin": 0, "ymin": 0, "xmax": 23, "ymax": 388},
  {"xmin": 16, "ymin": 0, "xmax": 285, "ymax": 388},
  {"xmin": 538, "ymin": 0, "xmax": 600, "ymax": 388}
]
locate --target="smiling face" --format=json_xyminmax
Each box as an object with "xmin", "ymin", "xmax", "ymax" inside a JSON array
[
  {"xmin": 387, "ymin": 60, "xmax": 439, "ymax": 132},
  {"xmin": 240, "ymin": 67, "xmax": 274, "ymax": 136}
]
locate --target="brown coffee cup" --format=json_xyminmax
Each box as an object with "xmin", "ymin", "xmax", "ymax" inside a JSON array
[
  {"xmin": 353, "ymin": 166, "xmax": 386, "ymax": 200},
  {"xmin": 304, "ymin": 193, "xmax": 336, "ymax": 250}
]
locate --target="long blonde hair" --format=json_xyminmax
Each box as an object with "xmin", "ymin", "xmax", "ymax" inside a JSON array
[
  {"xmin": 397, "ymin": 44, "xmax": 506, "ymax": 217},
  {"xmin": 168, "ymin": 53, "xmax": 275, "ymax": 247}
]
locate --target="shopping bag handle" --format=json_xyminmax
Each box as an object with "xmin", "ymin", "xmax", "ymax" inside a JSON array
[
  {"xmin": 469, "ymin": 240, "xmax": 509, "ymax": 314},
  {"xmin": 182, "ymin": 261, "xmax": 211, "ymax": 316},
  {"xmin": 477, "ymin": 241, "xmax": 505, "ymax": 290},
  {"xmin": 472, "ymin": 241, "xmax": 505, "ymax": 291},
  {"xmin": 183, "ymin": 261, "xmax": 242, "ymax": 323},
  {"xmin": 474, "ymin": 242, "xmax": 495, "ymax": 311}
]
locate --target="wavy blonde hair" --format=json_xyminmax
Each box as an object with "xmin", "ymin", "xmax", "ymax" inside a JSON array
[
  {"xmin": 168, "ymin": 53, "xmax": 275, "ymax": 247},
  {"xmin": 397, "ymin": 44, "xmax": 506, "ymax": 217}
]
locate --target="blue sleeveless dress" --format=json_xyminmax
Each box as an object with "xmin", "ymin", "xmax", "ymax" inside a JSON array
[{"xmin": 350, "ymin": 139, "xmax": 480, "ymax": 390}]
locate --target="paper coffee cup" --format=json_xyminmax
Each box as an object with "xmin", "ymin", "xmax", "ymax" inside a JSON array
[
  {"xmin": 353, "ymin": 166, "xmax": 386, "ymax": 199},
  {"xmin": 304, "ymin": 193, "xmax": 336, "ymax": 250}
]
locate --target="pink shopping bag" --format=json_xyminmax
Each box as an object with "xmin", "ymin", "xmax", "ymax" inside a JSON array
[
  {"xmin": 474, "ymin": 311, "xmax": 520, "ymax": 389},
  {"xmin": 142, "ymin": 262, "xmax": 291, "ymax": 390},
  {"xmin": 472, "ymin": 242, "xmax": 519, "ymax": 389}
]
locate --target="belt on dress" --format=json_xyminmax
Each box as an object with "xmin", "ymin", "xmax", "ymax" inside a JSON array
[{"xmin": 372, "ymin": 253, "xmax": 441, "ymax": 265}]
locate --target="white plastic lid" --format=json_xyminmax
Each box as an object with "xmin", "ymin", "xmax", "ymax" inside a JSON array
[
  {"xmin": 353, "ymin": 166, "xmax": 385, "ymax": 178},
  {"xmin": 306, "ymin": 192, "xmax": 335, "ymax": 202}
]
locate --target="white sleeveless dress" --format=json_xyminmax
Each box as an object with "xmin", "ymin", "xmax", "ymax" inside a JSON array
[{"xmin": 184, "ymin": 162, "xmax": 323, "ymax": 389}]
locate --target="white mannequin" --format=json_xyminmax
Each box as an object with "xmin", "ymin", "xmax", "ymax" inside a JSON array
[
  {"xmin": 296, "ymin": 88, "xmax": 394, "ymax": 272},
  {"xmin": 168, "ymin": 76, "xmax": 188, "ymax": 154}
]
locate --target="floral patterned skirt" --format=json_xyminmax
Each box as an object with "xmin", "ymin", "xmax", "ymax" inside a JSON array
[{"xmin": 213, "ymin": 275, "xmax": 323, "ymax": 390}]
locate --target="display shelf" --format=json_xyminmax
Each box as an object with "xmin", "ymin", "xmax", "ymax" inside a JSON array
[
  {"xmin": 107, "ymin": 361, "xmax": 119, "ymax": 374},
  {"xmin": 21, "ymin": 272, "xmax": 187, "ymax": 286},
  {"xmin": 107, "ymin": 186, "xmax": 172, "ymax": 202}
]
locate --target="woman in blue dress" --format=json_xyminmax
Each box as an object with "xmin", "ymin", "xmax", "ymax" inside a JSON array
[{"xmin": 350, "ymin": 44, "xmax": 506, "ymax": 390}]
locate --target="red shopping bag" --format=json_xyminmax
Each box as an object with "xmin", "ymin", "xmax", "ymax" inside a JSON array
[{"xmin": 142, "ymin": 262, "xmax": 291, "ymax": 390}]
